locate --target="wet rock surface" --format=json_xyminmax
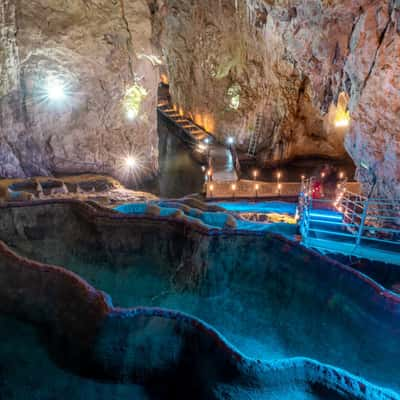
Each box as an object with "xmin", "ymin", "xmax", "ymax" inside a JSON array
[{"xmin": 0, "ymin": 201, "xmax": 399, "ymax": 399}]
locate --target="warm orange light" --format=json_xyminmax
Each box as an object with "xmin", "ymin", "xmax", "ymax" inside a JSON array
[
  {"xmin": 253, "ymin": 170, "xmax": 258, "ymax": 178},
  {"xmin": 194, "ymin": 113, "xmax": 203, "ymax": 127},
  {"xmin": 209, "ymin": 184, "xmax": 214, "ymax": 191},
  {"xmin": 231, "ymin": 184, "xmax": 236, "ymax": 191},
  {"xmin": 255, "ymin": 184, "xmax": 259, "ymax": 190},
  {"xmin": 179, "ymin": 106, "xmax": 184, "ymax": 117},
  {"xmin": 173, "ymin": 104, "xmax": 177, "ymax": 112},
  {"xmin": 203, "ymin": 114, "xmax": 215, "ymax": 133},
  {"xmin": 207, "ymin": 169, "xmax": 212, "ymax": 176},
  {"xmin": 278, "ymin": 183, "xmax": 282, "ymax": 190},
  {"xmin": 277, "ymin": 171, "xmax": 281, "ymax": 179},
  {"xmin": 160, "ymin": 74, "xmax": 169, "ymax": 85},
  {"xmin": 334, "ymin": 92, "xmax": 350, "ymax": 128}
]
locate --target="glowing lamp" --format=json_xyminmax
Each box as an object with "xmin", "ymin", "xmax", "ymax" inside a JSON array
[
  {"xmin": 204, "ymin": 138, "xmax": 210, "ymax": 144},
  {"xmin": 207, "ymin": 169, "xmax": 212, "ymax": 176},
  {"xmin": 253, "ymin": 170, "xmax": 258, "ymax": 179},
  {"xmin": 231, "ymin": 184, "xmax": 236, "ymax": 191},
  {"xmin": 125, "ymin": 156, "xmax": 137, "ymax": 168},
  {"xmin": 277, "ymin": 171, "xmax": 281, "ymax": 179},
  {"xmin": 227, "ymin": 137, "xmax": 235, "ymax": 145},
  {"xmin": 339, "ymin": 171, "xmax": 344, "ymax": 179},
  {"xmin": 335, "ymin": 119, "xmax": 350, "ymax": 128},
  {"xmin": 46, "ymin": 78, "xmax": 66, "ymax": 101},
  {"xmin": 209, "ymin": 184, "xmax": 214, "ymax": 191},
  {"xmin": 278, "ymin": 183, "xmax": 282, "ymax": 190},
  {"xmin": 255, "ymin": 184, "xmax": 259, "ymax": 190},
  {"xmin": 126, "ymin": 108, "xmax": 138, "ymax": 120}
]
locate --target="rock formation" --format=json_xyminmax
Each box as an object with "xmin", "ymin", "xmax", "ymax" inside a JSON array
[
  {"xmin": 156, "ymin": 0, "xmax": 400, "ymax": 200},
  {"xmin": 1, "ymin": 0, "xmax": 399, "ymax": 201},
  {"xmin": 0, "ymin": 0, "xmax": 160, "ymax": 182}
]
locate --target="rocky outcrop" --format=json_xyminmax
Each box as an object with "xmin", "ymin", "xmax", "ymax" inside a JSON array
[
  {"xmin": 1, "ymin": 1, "xmax": 399, "ymax": 200},
  {"xmin": 0, "ymin": 200, "xmax": 400, "ymax": 398},
  {"xmin": 157, "ymin": 0, "xmax": 400, "ymax": 201},
  {"xmin": 0, "ymin": 0, "xmax": 160, "ymax": 183}
]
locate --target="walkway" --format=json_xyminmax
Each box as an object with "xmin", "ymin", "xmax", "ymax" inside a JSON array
[
  {"xmin": 299, "ymin": 181, "xmax": 400, "ymax": 265},
  {"xmin": 209, "ymin": 145, "xmax": 237, "ymax": 182},
  {"xmin": 157, "ymin": 102, "xmax": 238, "ymax": 183},
  {"xmin": 158, "ymin": 103, "xmax": 213, "ymax": 144}
]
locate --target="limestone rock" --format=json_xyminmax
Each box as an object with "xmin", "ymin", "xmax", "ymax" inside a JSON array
[
  {"xmin": 0, "ymin": 0, "xmax": 160, "ymax": 184},
  {"xmin": 157, "ymin": 0, "xmax": 399, "ymax": 201}
]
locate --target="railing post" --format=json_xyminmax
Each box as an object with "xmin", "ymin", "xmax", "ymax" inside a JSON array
[{"xmin": 356, "ymin": 199, "xmax": 369, "ymax": 247}]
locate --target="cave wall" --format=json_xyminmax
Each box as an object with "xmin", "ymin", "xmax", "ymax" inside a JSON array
[
  {"xmin": 0, "ymin": 0, "xmax": 159, "ymax": 182},
  {"xmin": 157, "ymin": 0, "xmax": 400, "ymax": 200},
  {"xmin": 156, "ymin": 0, "xmax": 348, "ymax": 162},
  {"xmin": 1, "ymin": 0, "xmax": 399, "ymax": 200}
]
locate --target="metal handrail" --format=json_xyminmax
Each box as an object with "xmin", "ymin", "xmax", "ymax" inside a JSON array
[{"xmin": 298, "ymin": 177, "xmax": 400, "ymax": 259}]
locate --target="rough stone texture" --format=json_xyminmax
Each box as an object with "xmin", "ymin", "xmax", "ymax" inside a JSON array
[
  {"xmin": 0, "ymin": 0, "xmax": 159, "ymax": 182},
  {"xmin": 157, "ymin": 0, "xmax": 348, "ymax": 161},
  {"xmin": 1, "ymin": 0, "xmax": 399, "ymax": 201},
  {"xmin": 157, "ymin": 0, "xmax": 400, "ymax": 201},
  {"xmin": 0, "ymin": 201, "xmax": 400, "ymax": 398}
]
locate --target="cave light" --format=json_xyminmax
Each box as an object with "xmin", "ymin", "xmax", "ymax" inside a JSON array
[
  {"xmin": 335, "ymin": 118, "xmax": 350, "ymax": 128},
  {"xmin": 227, "ymin": 137, "xmax": 235, "ymax": 145},
  {"xmin": 160, "ymin": 74, "xmax": 169, "ymax": 85},
  {"xmin": 125, "ymin": 156, "xmax": 137, "ymax": 169},
  {"xmin": 197, "ymin": 144, "xmax": 207, "ymax": 152},
  {"xmin": 46, "ymin": 77, "xmax": 66, "ymax": 101},
  {"xmin": 334, "ymin": 92, "xmax": 350, "ymax": 128},
  {"xmin": 126, "ymin": 108, "xmax": 138, "ymax": 120},
  {"xmin": 123, "ymin": 82, "xmax": 148, "ymax": 122}
]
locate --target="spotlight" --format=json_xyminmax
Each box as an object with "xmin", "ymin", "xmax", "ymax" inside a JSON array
[
  {"xmin": 335, "ymin": 119, "xmax": 350, "ymax": 128},
  {"xmin": 126, "ymin": 108, "xmax": 138, "ymax": 120},
  {"xmin": 204, "ymin": 137, "xmax": 210, "ymax": 144},
  {"xmin": 227, "ymin": 137, "xmax": 235, "ymax": 145},
  {"xmin": 46, "ymin": 77, "xmax": 66, "ymax": 101},
  {"xmin": 125, "ymin": 156, "xmax": 137, "ymax": 168}
]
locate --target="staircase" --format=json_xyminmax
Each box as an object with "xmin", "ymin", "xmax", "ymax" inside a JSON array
[
  {"xmin": 247, "ymin": 113, "xmax": 264, "ymax": 157},
  {"xmin": 158, "ymin": 104, "xmax": 213, "ymax": 143}
]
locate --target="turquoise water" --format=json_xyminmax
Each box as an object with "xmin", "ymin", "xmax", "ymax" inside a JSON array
[
  {"xmin": 0, "ymin": 314, "xmax": 149, "ymax": 400},
  {"xmin": 211, "ymin": 201, "xmax": 297, "ymax": 215},
  {"xmin": 37, "ymin": 253, "xmax": 399, "ymax": 396}
]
